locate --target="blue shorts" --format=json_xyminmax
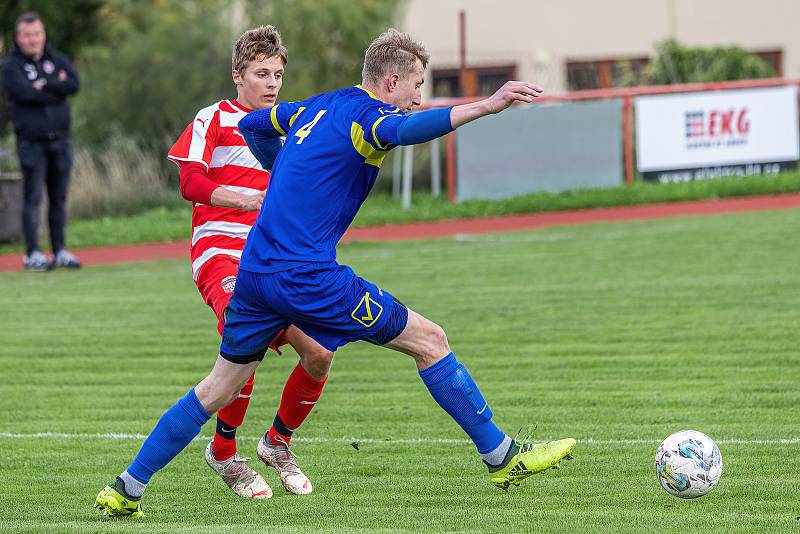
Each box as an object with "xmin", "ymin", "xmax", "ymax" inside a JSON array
[{"xmin": 219, "ymin": 262, "xmax": 409, "ymax": 363}]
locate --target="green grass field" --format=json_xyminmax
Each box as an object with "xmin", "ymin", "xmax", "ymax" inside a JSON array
[
  {"xmin": 1, "ymin": 209, "xmax": 799, "ymax": 532},
  {"xmin": 3, "ymin": 170, "xmax": 800, "ymax": 254}
]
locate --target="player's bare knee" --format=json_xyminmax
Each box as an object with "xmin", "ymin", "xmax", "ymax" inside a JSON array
[
  {"xmin": 300, "ymin": 347, "xmax": 334, "ymax": 380},
  {"xmin": 196, "ymin": 376, "xmax": 243, "ymax": 413},
  {"xmin": 425, "ymin": 321, "xmax": 450, "ymax": 356},
  {"xmin": 413, "ymin": 321, "xmax": 450, "ymax": 363}
]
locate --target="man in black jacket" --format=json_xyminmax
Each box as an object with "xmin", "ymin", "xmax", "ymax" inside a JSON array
[{"xmin": 2, "ymin": 12, "xmax": 81, "ymax": 271}]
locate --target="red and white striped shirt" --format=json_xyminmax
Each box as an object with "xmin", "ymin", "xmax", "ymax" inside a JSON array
[{"xmin": 168, "ymin": 99, "xmax": 269, "ymax": 281}]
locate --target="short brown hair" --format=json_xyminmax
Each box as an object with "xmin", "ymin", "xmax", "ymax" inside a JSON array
[
  {"xmin": 232, "ymin": 25, "xmax": 288, "ymax": 74},
  {"xmin": 15, "ymin": 11, "xmax": 42, "ymax": 32},
  {"xmin": 362, "ymin": 28, "xmax": 429, "ymax": 86}
]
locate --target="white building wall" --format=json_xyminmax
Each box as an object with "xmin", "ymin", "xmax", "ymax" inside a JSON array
[{"xmin": 401, "ymin": 0, "xmax": 800, "ymax": 97}]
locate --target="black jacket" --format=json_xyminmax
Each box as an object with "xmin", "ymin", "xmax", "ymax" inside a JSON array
[{"xmin": 1, "ymin": 43, "xmax": 79, "ymax": 141}]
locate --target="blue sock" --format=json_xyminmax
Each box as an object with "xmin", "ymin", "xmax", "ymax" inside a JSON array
[
  {"xmin": 419, "ymin": 353, "xmax": 505, "ymax": 454},
  {"xmin": 126, "ymin": 388, "xmax": 210, "ymax": 484}
]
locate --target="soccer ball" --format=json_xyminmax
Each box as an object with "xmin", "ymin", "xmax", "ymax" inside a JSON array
[{"xmin": 655, "ymin": 430, "xmax": 723, "ymax": 498}]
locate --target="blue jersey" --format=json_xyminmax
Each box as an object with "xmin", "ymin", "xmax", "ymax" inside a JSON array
[{"xmin": 237, "ymin": 85, "xmax": 406, "ymax": 273}]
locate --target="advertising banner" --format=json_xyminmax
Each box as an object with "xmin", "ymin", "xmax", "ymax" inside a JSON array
[
  {"xmin": 635, "ymin": 86, "xmax": 799, "ymax": 182},
  {"xmin": 456, "ymin": 99, "xmax": 623, "ymax": 201}
]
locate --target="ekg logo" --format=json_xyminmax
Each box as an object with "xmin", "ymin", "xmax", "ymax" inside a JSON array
[{"xmin": 684, "ymin": 108, "xmax": 750, "ymax": 149}]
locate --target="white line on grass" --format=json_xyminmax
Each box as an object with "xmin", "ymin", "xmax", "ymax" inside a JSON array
[{"xmin": 1, "ymin": 432, "xmax": 799, "ymax": 446}]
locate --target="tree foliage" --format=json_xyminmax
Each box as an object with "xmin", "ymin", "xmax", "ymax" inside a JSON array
[
  {"xmin": 72, "ymin": 0, "xmax": 236, "ymax": 149},
  {"xmin": 246, "ymin": 0, "xmax": 398, "ymax": 101},
  {"xmin": 647, "ymin": 40, "xmax": 776, "ymax": 85},
  {"xmin": 71, "ymin": 0, "xmax": 398, "ymax": 151}
]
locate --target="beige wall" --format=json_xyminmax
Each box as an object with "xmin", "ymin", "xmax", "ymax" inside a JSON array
[{"xmin": 402, "ymin": 0, "xmax": 800, "ymax": 96}]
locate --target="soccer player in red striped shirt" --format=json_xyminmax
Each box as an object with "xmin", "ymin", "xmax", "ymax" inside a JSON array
[{"xmin": 166, "ymin": 26, "xmax": 329, "ymax": 499}]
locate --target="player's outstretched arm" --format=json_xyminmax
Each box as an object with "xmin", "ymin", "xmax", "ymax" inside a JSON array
[
  {"xmin": 375, "ymin": 81, "xmax": 543, "ymax": 148},
  {"xmin": 450, "ymin": 81, "xmax": 543, "ymax": 128}
]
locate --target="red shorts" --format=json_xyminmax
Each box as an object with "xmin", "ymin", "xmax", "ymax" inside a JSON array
[{"xmin": 196, "ymin": 255, "xmax": 286, "ymax": 351}]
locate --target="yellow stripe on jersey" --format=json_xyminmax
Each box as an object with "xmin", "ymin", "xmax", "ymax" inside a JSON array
[
  {"xmin": 371, "ymin": 115, "xmax": 391, "ymax": 150},
  {"xmin": 288, "ymin": 107, "xmax": 307, "ymax": 128},
  {"xmin": 270, "ymin": 105, "xmax": 287, "ymax": 136},
  {"xmin": 350, "ymin": 122, "xmax": 388, "ymax": 168},
  {"xmin": 355, "ymin": 84, "xmax": 380, "ymax": 100}
]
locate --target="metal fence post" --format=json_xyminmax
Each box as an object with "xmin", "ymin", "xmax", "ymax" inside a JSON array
[
  {"xmin": 622, "ymin": 95, "xmax": 634, "ymax": 185},
  {"xmin": 402, "ymin": 144, "xmax": 414, "ymax": 210},
  {"xmin": 446, "ymin": 132, "xmax": 457, "ymax": 203},
  {"xmin": 430, "ymin": 137, "xmax": 441, "ymax": 198},
  {"xmin": 392, "ymin": 148, "xmax": 402, "ymax": 198}
]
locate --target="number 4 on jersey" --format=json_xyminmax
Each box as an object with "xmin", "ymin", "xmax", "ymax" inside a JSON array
[{"xmin": 294, "ymin": 110, "xmax": 327, "ymax": 144}]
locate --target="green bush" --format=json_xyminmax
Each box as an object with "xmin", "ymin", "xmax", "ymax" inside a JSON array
[
  {"xmin": 72, "ymin": 0, "xmax": 236, "ymax": 151},
  {"xmin": 247, "ymin": 0, "xmax": 398, "ymax": 101},
  {"xmin": 72, "ymin": 0, "xmax": 397, "ymax": 153},
  {"xmin": 66, "ymin": 0, "xmax": 398, "ymax": 215},
  {"xmin": 647, "ymin": 40, "xmax": 776, "ymax": 85}
]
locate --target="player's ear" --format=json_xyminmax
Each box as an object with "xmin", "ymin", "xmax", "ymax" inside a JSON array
[
  {"xmin": 387, "ymin": 73, "xmax": 400, "ymax": 92},
  {"xmin": 232, "ymin": 69, "xmax": 243, "ymax": 86}
]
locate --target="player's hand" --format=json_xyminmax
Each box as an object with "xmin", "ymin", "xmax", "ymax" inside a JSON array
[
  {"xmin": 32, "ymin": 79, "xmax": 46, "ymax": 90},
  {"xmin": 58, "ymin": 69, "xmax": 67, "ymax": 81},
  {"xmin": 239, "ymin": 190, "xmax": 266, "ymax": 211},
  {"xmin": 484, "ymin": 81, "xmax": 543, "ymax": 114}
]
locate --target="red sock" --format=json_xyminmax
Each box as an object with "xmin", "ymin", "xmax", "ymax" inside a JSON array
[
  {"xmin": 267, "ymin": 363, "xmax": 327, "ymax": 445},
  {"xmin": 212, "ymin": 372, "xmax": 255, "ymax": 461}
]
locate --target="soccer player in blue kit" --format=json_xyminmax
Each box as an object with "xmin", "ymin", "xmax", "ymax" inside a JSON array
[{"xmin": 96, "ymin": 29, "xmax": 575, "ymax": 518}]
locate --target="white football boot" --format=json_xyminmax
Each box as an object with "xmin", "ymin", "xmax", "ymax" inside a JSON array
[
  {"xmin": 256, "ymin": 436, "xmax": 313, "ymax": 495},
  {"xmin": 204, "ymin": 441, "xmax": 272, "ymax": 499}
]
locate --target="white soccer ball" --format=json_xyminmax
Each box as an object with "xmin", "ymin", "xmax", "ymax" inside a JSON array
[{"xmin": 655, "ymin": 430, "xmax": 723, "ymax": 498}]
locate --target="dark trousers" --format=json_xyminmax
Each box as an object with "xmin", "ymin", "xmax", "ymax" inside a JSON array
[{"xmin": 16, "ymin": 137, "xmax": 73, "ymax": 255}]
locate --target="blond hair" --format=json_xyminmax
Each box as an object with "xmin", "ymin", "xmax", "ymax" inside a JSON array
[
  {"xmin": 232, "ymin": 25, "xmax": 288, "ymax": 74},
  {"xmin": 362, "ymin": 28, "xmax": 429, "ymax": 86}
]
